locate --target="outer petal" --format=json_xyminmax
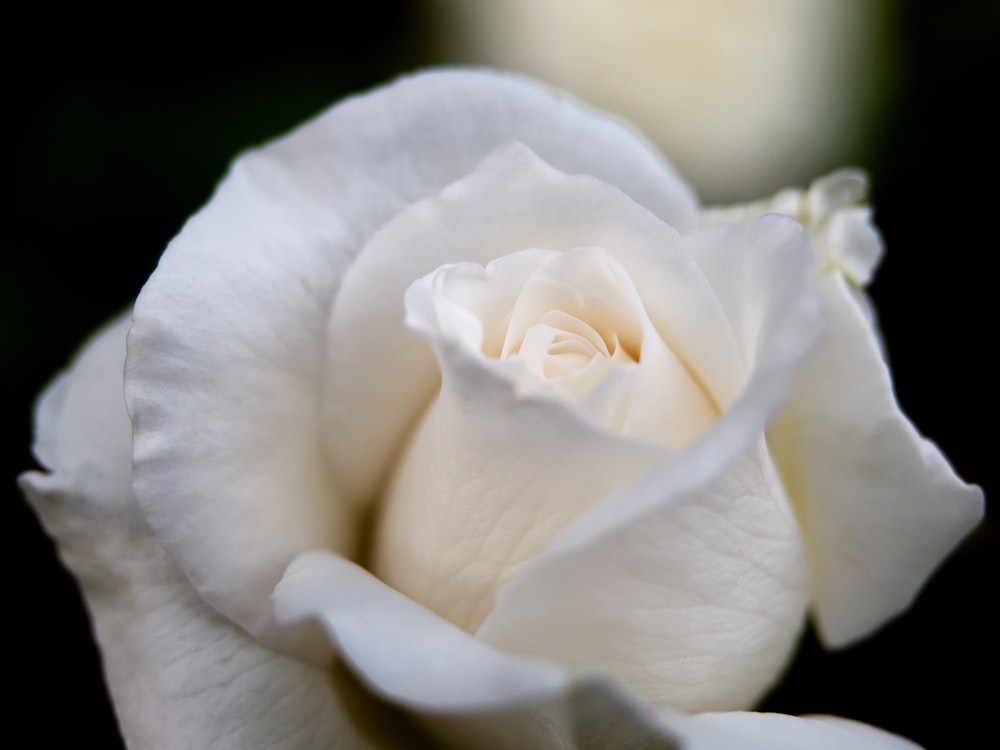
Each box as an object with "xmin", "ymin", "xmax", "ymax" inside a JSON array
[
  {"xmin": 658, "ymin": 711, "xmax": 922, "ymax": 749},
  {"xmin": 768, "ymin": 269, "xmax": 984, "ymax": 646},
  {"xmin": 20, "ymin": 315, "xmax": 400, "ymax": 750},
  {"xmin": 124, "ymin": 68, "xmax": 698, "ymax": 648}
]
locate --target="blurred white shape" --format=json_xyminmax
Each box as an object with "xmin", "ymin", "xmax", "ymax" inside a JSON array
[{"xmin": 427, "ymin": 0, "xmax": 896, "ymax": 202}]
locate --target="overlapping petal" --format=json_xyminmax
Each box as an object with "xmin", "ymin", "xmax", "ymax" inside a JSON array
[
  {"xmin": 124, "ymin": 69, "xmax": 699, "ymax": 651},
  {"xmin": 478, "ymin": 440, "xmax": 809, "ymax": 713}
]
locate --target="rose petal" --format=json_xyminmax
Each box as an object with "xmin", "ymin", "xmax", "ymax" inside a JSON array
[
  {"xmin": 406, "ymin": 245, "xmax": 718, "ymax": 443},
  {"xmin": 369, "ymin": 325, "xmax": 666, "ymax": 632},
  {"xmin": 125, "ymin": 69, "xmax": 698, "ymax": 648},
  {"xmin": 326, "ymin": 142, "xmax": 730, "ymax": 507},
  {"xmin": 659, "ymin": 711, "xmax": 922, "ymax": 749},
  {"xmin": 274, "ymin": 551, "xmax": 686, "ymax": 750},
  {"xmin": 477, "ymin": 440, "xmax": 810, "ymax": 713},
  {"xmin": 20, "ymin": 315, "xmax": 393, "ymax": 750},
  {"xmin": 768, "ymin": 270, "xmax": 985, "ymax": 647},
  {"xmin": 521, "ymin": 214, "xmax": 821, "ymax": 557}
]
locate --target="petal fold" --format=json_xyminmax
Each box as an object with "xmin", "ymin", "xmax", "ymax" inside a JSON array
[{"xmin": 769, "ymin": 271, "xmax": 984, "ymax": 646}]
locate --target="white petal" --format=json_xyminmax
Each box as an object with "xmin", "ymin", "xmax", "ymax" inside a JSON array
[
  {"xmin": 20, "ymin": 315, "xmax": 388, "ymax": 750},
  {"xmin": 274, "ymin": 552, "xmax": 685, "ymax": 750},
  {"xmin": 326, "ymin": 142, "xmax": 727, "ymax": 506},
  {"xmin": 125, "ymin": 68, "xmax": 697, "ymax": 650},
  {"xmin": 273, "ymin": 551, "xmax": 566, "ymax": 710},
  {"xmin": 478, "ymin": 440, "xmax": 809, "ymax": 713},
  {"xmin": 659, "ymin": 711, "xmax": 922, "ymax": 750},
  {"xmin": 768, "ymin": 271, "xmax": 984, "ymax": 647}
]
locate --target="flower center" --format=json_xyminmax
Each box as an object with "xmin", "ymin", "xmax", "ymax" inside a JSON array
[
  {"xmin": 410, "ymin": 246, "xmax": 648, "ymax": 406},
  {"xmin": 404, "ymin": 245, "xmax": 717, "ymax": 448}
]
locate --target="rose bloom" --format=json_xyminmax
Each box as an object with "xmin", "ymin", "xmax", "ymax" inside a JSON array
[
  {"xmin": 426, "ymin": 0, "xmax": 894, "ymax": 202},
  {"xmin": 21, "ymin": 70, "xmax": 981, "ymax": 749}
]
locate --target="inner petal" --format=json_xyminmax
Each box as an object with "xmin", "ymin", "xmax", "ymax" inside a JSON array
[
  {"xmin": 411, "ymin": 245, "xmax": 719, "ymax": 450},
  {"xmin": 500, "ymin": 249, "xmax": 643, "ymax": 365}
]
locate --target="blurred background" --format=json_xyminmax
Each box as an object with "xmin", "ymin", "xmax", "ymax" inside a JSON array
[{"xmin": 5, "ymin": 1, "xmax": 996, "ymax": 747}]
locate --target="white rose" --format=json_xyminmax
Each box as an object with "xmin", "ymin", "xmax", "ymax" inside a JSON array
[
  {"xmin": 426, "ymin": 0, "xmax": 894, "ymax": 202},
  {"xmin": 21, "ymin": 69, "xmax": 980, "ymax": 749}
]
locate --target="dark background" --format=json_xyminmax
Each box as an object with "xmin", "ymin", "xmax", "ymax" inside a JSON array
[{"xmin": 5, "ymin": 2, "xmax": 996, "ymax": 748}]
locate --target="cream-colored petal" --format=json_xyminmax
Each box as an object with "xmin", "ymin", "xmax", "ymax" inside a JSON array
[
  {"xmin": 20, "ymin": 315, "xmax": 392, "ymax": 750},
  {"xmin": 408, "ymin": 245, "xmax": 717, "ymax": 444},
  {"xmin": 369, "ymin": 331, "xmax": 665, "ymax": 633},
  {"xmin": 326, "ymin": 143, "xmax": 728, "ymax": 507}
]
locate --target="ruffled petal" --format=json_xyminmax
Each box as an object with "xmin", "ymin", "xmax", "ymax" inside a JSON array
[
  {"xmin": 768, "ymin": 270, "xmax": 984, "ymax": 646},
  {"xmin": 325, "ymin": 142, "xmax": 728, "ymax": 507},
  {"xmin": 274, "ymin": 551, "xmax": 566, "ymax": 709},
  {"xmin": 125, "ymin": 69, "xmax": 697, "ymax": 648},
  {"xmin": 20, "ymin": 315, "xmax": 391, "ymax": 750}
]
